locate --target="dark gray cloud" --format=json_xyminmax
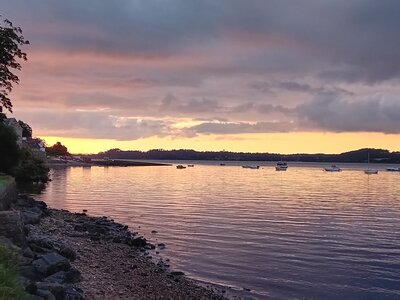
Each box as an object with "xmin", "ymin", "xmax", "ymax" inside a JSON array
[
  {"xmin": 15, "ymin": 110, "xmax": 172, "ymax": 140},
  {"xmin": 3, "ymin": 1, "xmax": 400, "ymax": 139},
  {"xmin": 297, "ymin": 93, "xmax": 400, "ymax": 133},
  {"xmin": 4, "ymin": 0, "xmax": 400, "ymax": 83},
  {"xmin": 184, "ymin": 121, "xmax": 298, "ymax": 136}
]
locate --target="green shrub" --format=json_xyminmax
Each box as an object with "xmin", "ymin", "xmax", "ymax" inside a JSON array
[{"xmin": 0, "ymin": 245, "xmax": 27, "ymax": 300}]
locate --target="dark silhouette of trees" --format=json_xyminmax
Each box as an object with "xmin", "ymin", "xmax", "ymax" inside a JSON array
[
  {"xmin": 91, "ymin": 148, "xmax": 400, "ymax": 164},
  {"xmin": 0, "ymin": 17, "xmax": 29, "ymax": 112},
  {"xmin": 46, "ymin": 142, "xmax": 70, "ymax": 156},
  {"xmin": 0, "ymin": 122, "xmax": 20, "ymax": 174}
]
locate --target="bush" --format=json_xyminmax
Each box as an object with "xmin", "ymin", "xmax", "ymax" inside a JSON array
[
  {"xmin": 0, "ymin": 244, "xmax": 27, "ymax": 300},
  {"xmin": 14, "ymin": 149, "xmax": 49, "ymax": 183}
]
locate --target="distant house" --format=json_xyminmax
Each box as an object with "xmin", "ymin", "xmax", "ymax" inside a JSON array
[
  {"xmin": 22, "ymin": 138, "xmax": 47, "ymax": 161},
  {"xmin": 3, "ymin": 118, "xmax": 23, "ymax": 146}
]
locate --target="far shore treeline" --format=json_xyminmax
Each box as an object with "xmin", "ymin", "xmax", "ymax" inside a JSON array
[{"xmin": 90, "ymin": 148, "xmax": 400, "ymax": 164}]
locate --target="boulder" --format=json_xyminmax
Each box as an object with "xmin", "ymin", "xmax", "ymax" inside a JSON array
[
  {"xmin": 59, "ymin": 246, "xmax": 76, "ymax": 261},
  {"xmin": 36, "ymin": 288, "xmax": 57, "ymax": 300},
  {"xmin": 44, "ymin": 268, "xmax": 81, "ymax": 284},
  {"xmin": 21, "ymin": 207, "xmax": 43, "ymax": 224},
  {"xmin": 36, "ymin": 282, "xmax": 66, "ymax": 300},
  {"xmin": 0, "ymin": 211, "xmax": 26, "ymax": 247},
  {"xmin": 32, "ymin": 252, "xmax": 71, "ymax": 276}
]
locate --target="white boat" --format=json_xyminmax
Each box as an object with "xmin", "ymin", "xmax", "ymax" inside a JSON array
[
  {"xmin": 386, "ymin": 167, "xmax": 400, "ymax": 172},
  {"xmin": 242, "ymin": 165, "xmax": 259, "ymax": 169},
  {"xmin": 176, "ymin": 165, "xmax": 186, "ymax": 169},
  {"xmin": 364, "ymin": 153, "xmax": 378, "ymax": 175},
  {"xmin": 324, "ymin": 165, "xmax": 342, "ymax": 172},
  {"xmin": 275, "ymin": 161, "xmax": 288, "ymax": 171}
]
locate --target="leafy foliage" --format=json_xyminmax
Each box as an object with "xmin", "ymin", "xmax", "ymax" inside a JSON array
[
  {"xmin": 14, "ymin": 148, "xmax": 49, "ymax": 183},
  {"xmin": 0, "ymin": 17, "xmax": 29, "ymax": 112},
  {"xmin": 46, "ymin": 141, "xmax": 70, "ymax": 156},
  {"xmin": 0, "ymin": 244, "xmax": 27, "ymax": 300},
  {"xmin": 0, "ymin": 122, "xmax": 20, "ymax": 174}
]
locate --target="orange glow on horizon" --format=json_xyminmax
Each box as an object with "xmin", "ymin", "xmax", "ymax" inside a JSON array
[{"xmin": 41, "ymin": 132, "xmax": 400, "ymax": 155}]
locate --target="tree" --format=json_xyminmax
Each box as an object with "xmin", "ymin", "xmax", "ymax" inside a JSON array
[
  {"xmin": 0, "ymin": 17, "xmax": 29, "ymax": 112},
  {"xmin": 0, "ymin": 122, "xmax": 20, "ymax": 174},
  {"xmin": 46, "ymin": 141, "xmax": 70, "ymax": 156}
]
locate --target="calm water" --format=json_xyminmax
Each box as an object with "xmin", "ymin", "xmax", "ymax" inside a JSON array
[{"xmin": 33, "ymin": 162, "xmax": 400, "ymax": 299}]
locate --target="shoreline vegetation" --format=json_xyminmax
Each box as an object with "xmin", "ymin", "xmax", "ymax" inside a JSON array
[
  {"xmin": 88, "ymin": 148, "xmax": 400, "ymax": 164},
  {"xmin": 0, "ymin": 191, "xmax": 226, "ymax": 299}
]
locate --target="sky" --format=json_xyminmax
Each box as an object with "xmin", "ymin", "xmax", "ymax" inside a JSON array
[{"xmin": 2, "ymin": 0, "xmax": 400, "ymax": 154}]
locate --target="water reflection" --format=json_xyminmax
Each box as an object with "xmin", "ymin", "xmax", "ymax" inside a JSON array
[{"xmin": 32, "ymin": 164, "xmax": 400, "ymax": 299}]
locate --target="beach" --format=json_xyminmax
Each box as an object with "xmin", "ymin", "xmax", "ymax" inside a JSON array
[{"xmin": 0, "ymin": 190, "xmax": 225, "ymax": 299}]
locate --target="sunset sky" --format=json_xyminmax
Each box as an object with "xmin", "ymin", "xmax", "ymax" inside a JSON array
[{"xmin": 3, "ymin": 1, "xmax": 400, "ymax": 154}]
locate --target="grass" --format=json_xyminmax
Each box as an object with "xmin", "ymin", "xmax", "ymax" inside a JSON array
[
  {"xmin": 0, "ymin": 176, "xmax": 11, "ymax": 189},
  {"xmin": 0, "ymin": 244, "xmax": 27, "ymax": 300}
]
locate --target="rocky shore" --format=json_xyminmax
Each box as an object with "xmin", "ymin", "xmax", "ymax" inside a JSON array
[{"xmin": 1, "ymin": 194, "xmax": 226, "ymax": 299}]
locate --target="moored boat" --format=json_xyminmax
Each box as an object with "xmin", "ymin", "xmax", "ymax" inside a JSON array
[
  {"xmin": 364, "ymin": 169, "xmax": 378, "ymax": 175},
  {"xmin": 324, "ymin": 165, "xmax": 342, "ymax": 172},
  {"xmin": 364, "ymin": 153, "xmax": 378, "ymax": 175},
  {"xmin": 386, "ymin": 167, "xmax": 400, "ymax": 172},
  {"xmin": 242, "ymin": 165, "xmax": 260, "ymax": 169},
  {"xmin": 275, "ymin": 161, "xmax": 288, "ymax": 171},
  {"xmin": 176, "ymin": 165, "xmax": 186, "ymax": 169},
  {"xmin": 187, "ymin": 164, "xmax": 194, "ymax": 167}
]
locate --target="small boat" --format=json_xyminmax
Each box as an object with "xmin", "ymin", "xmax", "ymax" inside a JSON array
[
  {"xmin": 187, "ymin": 164, "xmax": 194, "ymax": 167},
  {"xmin": 364, "ymin": 169, "xmax": 378, "ymax": 175},
  {"xmin": 242, "ymin": 165, "xmax": 259, "ymax": 169},
  {"xmin": 324, "ymin": 165, "xmax": 341, "ymax": 172},
  {"xmin": 176, "ymin": 165, "xmax": 186, "ymax": 169},
  {"xmin": 220, "ymin": 163, "xmax": 226, "ymax": 166},
  {"xmin": 364, "ymin": 153, "xmax": 378, "ymax": 175},
  {"xmin": 386, "ymin": 167, "xmax": 400, "ymax": 172},
  {"xmin": 275, "ymin": 161, "xmax": 288, "ymax": 171}
]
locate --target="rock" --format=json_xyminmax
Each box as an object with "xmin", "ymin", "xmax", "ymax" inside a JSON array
[
  {"xmin": 21, "ymin": 207, "xmax": 43, "ymax": 224},
  {"xmin": 24, "ymin": 224, "xmax": 35, "ymax": 234},
  {"xmin": 65, "ymin": 286, "xmax": 84, "ymax": 300},
  {"xmin": 65, "ymin": 268, "xmax": 81, "ymax": 283},
  {"xmin": 0, "ymin": 211, "xmax": 26, "ymax": 247},
  {"xmin": 151, "ymin": 230, "xmax": 158, "ymax": 234},
  {"xmin": 23, "ymin": 246, "xmax": 36, "ymax": 258},
  {"xmin": 131, "ymin": 237, "xmax": 147, "ymax": 247},
  {"xmin": 36, "ymin": 288, "xmax": 56, "ymax": 300},
  {"xmin": 170, "ymin": 271, "xmax": 185, "ymax": 276},
  {"xmin": 36, "ymin": 282, "xmax": 66, "ymax": 300},
  {"xmin": 28, "ymin": 235, "xmax": 54, "ymax": 249},
  {"xmin": 44, "ymin": 269, "xmax": 81, "ymax": 284},
  {"xmin": 59, "ymin": 246, "xmax": 76, "ymax": 261},
  {"xmin": 73, "ymin": 224, "xmax": 87, "ymax": 232},
  {"xmin": 20, "ymin": 276, "xmax": 37, "ymax": 294},
  {"xmin": 19, "ymin": 265, "xmax": 42, "ymax": 281},
  {"xmin": 44, "ymin": 271, "xmax": 67, "ymax": 284},
  {"xmin": 157, "ymin": 243, "xmax": 166, "ymax": 249},
  {"xmin": 0, "ymin": 236, "xmax": 22, "ymax": 253},
  {"xmin": 29, "ymin": 242, "xmax": 52, "ymax": 254},
  {"xmin": 32, "ymin": 252, "xmax": 71, "ymax": 276},
  {"xmin": 113, "ymin": 236, "xmax": 122, "ymax": 243}
]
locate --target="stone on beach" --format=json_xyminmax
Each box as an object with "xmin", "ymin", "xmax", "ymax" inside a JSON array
[{"xmin": 32, "ymin": 252, "xmax": 71, "ymax": 276}]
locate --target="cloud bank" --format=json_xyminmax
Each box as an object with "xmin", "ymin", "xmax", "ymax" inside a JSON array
[{"xmin": 2, "ymin": 1, "xmax": 400, "ymax": 140}]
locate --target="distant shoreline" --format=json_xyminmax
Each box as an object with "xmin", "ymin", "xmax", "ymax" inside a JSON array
[{"xmin": 84, "ymin": 148, "xmax": 400, "ymax": 164}]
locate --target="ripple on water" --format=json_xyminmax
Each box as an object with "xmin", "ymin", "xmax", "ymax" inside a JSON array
[{"xmin": 34, "ymin": 164, "xmax": 400, "ymax": 299}]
